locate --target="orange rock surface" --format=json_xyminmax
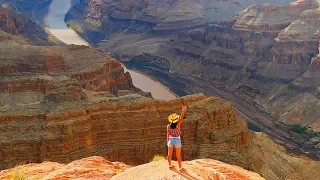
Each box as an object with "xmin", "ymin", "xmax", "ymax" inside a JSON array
[
  {"xmin": 0, "ymin": 156, "xmax": 130, "ymax": 180},
  {"xmin": 113, "ymin": 159, "xmax": 264, "ymax": 180},
  {"xmin": 0, "ymin": 156, "xmax": 265, "ymax": 180}
]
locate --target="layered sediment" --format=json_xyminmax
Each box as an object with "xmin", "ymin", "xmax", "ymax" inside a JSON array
[
  {"xmin": 66, "ymin": 0, "xmax": 320, "ymax": 139},
  {"xmin": 0, "ymin": 4, "xmax": 61, "ymax": 45},
  {"xmin": 1, "ymin": 1, "xmax": 320, "ymax": 179},
  {"xmin": 0, "ymin": 94, "xmax": 249, "ymax": 169}
]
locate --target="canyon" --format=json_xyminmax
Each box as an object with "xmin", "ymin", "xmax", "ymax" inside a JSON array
[
  {"xmin": 1, "ymin": 1, "xmax": 320, "ymax": 180},
  {"xmin": 65, "ymin": 0, "xmax": 320, "ymax": 158}
]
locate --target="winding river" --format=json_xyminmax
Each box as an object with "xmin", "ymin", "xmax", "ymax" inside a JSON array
[{"xmin": 47, "ymin": 0, "xmax": 177, "ymax": 100}]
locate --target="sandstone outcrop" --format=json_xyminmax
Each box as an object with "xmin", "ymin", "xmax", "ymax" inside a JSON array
[
  {"xmin": 0, "ymin": 156, "xmax": 130, "ymax": 180},
  {"xmin": 0, "ymin": 157, "xmax": 265, "ymax": 180},
  {"xmin": 112, "ymin": 159, "xmax": 265, "ymax": 180}
]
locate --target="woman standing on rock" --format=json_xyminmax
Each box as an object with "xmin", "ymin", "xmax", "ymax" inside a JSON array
[{"xmin": 167, "ymin": 106, "xmax": 187, "ymax": 172}]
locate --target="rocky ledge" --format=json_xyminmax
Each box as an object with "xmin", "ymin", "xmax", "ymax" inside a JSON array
[
  {"xmin": 0, "ymin": 156, "xmax": 264, "ymax": 180},
  {"xmin": 0, "ymin": 156, "xmax": 130, "ymax": 180}
]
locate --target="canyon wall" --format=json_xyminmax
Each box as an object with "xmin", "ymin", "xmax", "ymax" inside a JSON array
[
  {"xmin": 0, "ymin": 4, "xmax": 61, "ymax": 45},
  {"xmin": 0, "ymin": 93, "xmax": 249, "ymax": 169},
  {"xmin": 1, "ymin": 1, "xmax": 320, "ymax": 179},
  {"xmin": 0, "ymin": 0, "xmax": 52, "ymax": 25},
  {"xmin": 66, "ymin": 0, "xmax": 320, "ymax": 155}
]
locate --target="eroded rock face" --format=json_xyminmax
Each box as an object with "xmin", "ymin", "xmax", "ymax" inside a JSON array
[
  {"xmin": 0, "ymin": 43, "xmax": 138, "ymax": 98},
  {"xmin": 0, "ymin": 0, "xmax": 52, "ymax": 25},
  {"xmin": 0, "ymin": 40, "xmax": 151, "ymax": 170},
  {"xmin": 0, "ymin": 94, "xmax": 249, "ymax": 170},
  {"xmin": 81, "ymin": 0, "xmax": 295, "ymax": 32},
  {"xmin": 0, "ymin": 5, "xmax": 24, "ymax": 34},
  {"xmin": 0, "ymin": 4, "xmax": 61, "ymax": 45}
]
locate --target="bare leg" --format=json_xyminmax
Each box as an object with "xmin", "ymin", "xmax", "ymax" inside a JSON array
[
  {"xmin": 176, "ymin": 147, "xmax": 182, "ymax": 168},
  {"xmin": 168, "ymin": 147, "xmax": 173, "ymax": 166}
]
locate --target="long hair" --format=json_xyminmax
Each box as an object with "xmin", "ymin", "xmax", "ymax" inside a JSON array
[{"xmin": 170, "ymin": 122, "xmax": 178, "ymax": 129}]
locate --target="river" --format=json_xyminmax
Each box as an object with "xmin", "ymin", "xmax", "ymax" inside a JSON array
[{"xmin": 46, "ymin": 0, "xmax": 177, "ymax": 100}]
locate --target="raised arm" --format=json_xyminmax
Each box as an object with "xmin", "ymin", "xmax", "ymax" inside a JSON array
[{"xmin": 178, "ymin": 106, "xmax": 187, "ymax": 128}]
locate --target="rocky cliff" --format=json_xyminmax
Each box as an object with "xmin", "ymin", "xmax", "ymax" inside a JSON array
[
  {"xmin": 0, "ymin": 156, "xmax": 265, "ymax": 180},
  {"xmin": 67, "ymin": 0, "xmax": 320, "ymax": 157},
  {"xmin": 0, "ymin": 42, "xmax": 143, "ymax": 105},
  {"xmin": 0, "ymin": 93, "xmax": 248, "ymax": 169},
  {"xmin": 0, "ymin": 156, "xmax": 131, "ymax": 180},
  {"xmin": 0, "ymin": 0, "xmax": 52, "ymax": 25},
  {"xmin": 1, "ymin": 0, "xmax": 320, "ymax": 179},
  {"xmin": 1, "ymin": 37, "xmax": 318, "ymax": 179},
  {"xmin": 0, "ymin": 4, "xmax": 61, "ymax": 45}
]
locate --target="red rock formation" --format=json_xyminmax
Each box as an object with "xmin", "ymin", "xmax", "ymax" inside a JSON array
[
  {"xmin": 0, "ymin": 157, "xmax": 266, "ymax": 180},
  {"xmin": 112, "ymin": 159, "xmax": 265, "ymax": 180},
  {"xmin": 0, "ymin": 156, "xmax": 130, "ymax": 180},
  {"xmin": 45, "ymin": 56, "xmax": 68, "ymax": 73},
  {"xmin": 0, "ymin": 44, "xmax": 138, "ymax": 96},
  {"xmin": 71, "ymin": 61, "xmax": 134, "ymax": 93}
]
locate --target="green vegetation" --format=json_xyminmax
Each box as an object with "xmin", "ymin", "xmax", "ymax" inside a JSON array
[
  {"xmin": 289, "ymin": 124, "xmax": 307, "ymax": 134},
  {"xmin": 152, "ymin": 155, "xmax": 166, "ymax": 162},
  {"xmin": 115, "ymin": 169, "xmax": 123, "ymax": 175},
  {"xmin": 288, "ymin": 124, "xmax": 320, "ymax": 140}
]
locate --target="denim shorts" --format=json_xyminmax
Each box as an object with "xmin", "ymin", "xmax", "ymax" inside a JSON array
[{"xmin": 167, "ymin": 138, "xmax": 182, "ymax": 148}]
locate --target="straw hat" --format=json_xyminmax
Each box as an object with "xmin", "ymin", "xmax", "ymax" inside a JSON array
[{"xmin": 168, "ymin": 113, "xmax": 180, "ymax": 123}]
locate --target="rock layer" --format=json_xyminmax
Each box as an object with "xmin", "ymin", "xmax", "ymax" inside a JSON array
[
  {"xmin": 0, "ymin": 5, "xmax": 24, "ymax": 34},
  {"xmin": 0, "ymin": 4, "xmax": 61, "ymax": 45}
]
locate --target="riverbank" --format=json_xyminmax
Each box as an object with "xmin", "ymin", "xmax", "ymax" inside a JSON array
[{"xmin": 121, "ymin": 64, "xmax": 179, "ymax": 99}]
